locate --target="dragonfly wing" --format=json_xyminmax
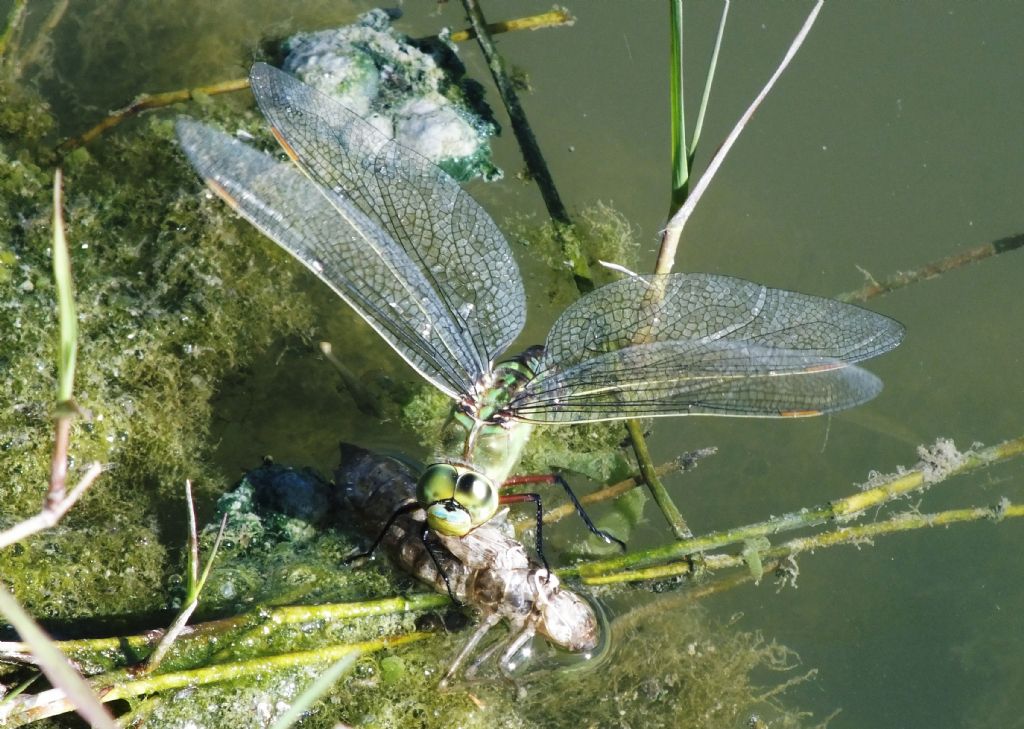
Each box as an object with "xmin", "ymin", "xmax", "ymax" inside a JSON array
[
  {"xmin": 511, "ymin": 339, "xmax": 886, "ymax": 422},
  {"xmin": 248, "ymin": 62, "xmax": 526, "ymax": 375},
  {"xmin": 510, "ymin": 273, "xmax": 904, "ymax": 422},
  {"xmin": 176, "ymin": 118, "xmax": 479, "ymax": 398}
]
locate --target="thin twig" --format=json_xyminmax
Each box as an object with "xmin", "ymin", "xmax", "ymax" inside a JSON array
[
  {"xmin": 838, "ymin": 232, "xmax": 1024, "ymax": 303},
  {"xmin": 0, "ymin": 463, "xmax": 103, "ymax": 550},
  {"xmin": 59, "ymin": 78, "xmax": 251, "ymax": 152},
  {"xmin": 18, "ymin": 0, "xmax": 68, "ymax": 75},
  {"xmin": 429, "ymin": 7, "xmax": 575, "ymax": 44}
]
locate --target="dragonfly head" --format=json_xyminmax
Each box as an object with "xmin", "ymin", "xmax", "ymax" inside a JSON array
[{"xmin": 417, "ymin": 463, "xmax": 498, "ymax": 536}]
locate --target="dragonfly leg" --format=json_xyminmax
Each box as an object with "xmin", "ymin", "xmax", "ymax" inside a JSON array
[
  {"xmin": 419, "ymin": 522, "xmax": 462, "ymax": 606},
  {"xmin": 498, "ymin": 491, "xmax": 551, "ymax": 576},
  {"xmin": 440, "ymin": 611, "xmax": 502, "ymax": 688},
  {"xmin": 503, "ymin": 474, "xmax": 627, "ymax": 552},
  {"xmin": 344, "ymin": 499, "xmax": 420, "ymax": 563},
  {"xmin": 497, "ymin": 623, "xmax": 538, "ymax": 677}
]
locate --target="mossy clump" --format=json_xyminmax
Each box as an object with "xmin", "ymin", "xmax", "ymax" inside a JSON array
[
  {"xmin": 280, "ymin": 8, "xmax": 502, "ymax": 182},
  {"xmin": 197, "ymin": 464, "xmax": 397, "ymax": 615},
  {"xmin": 2, "ymin": 514, "xmax": 167, "ymax": 620},
  {"xmin": 0, "ymin": 76, "xmax": 315, "ymax": 620},
  {"xmin": 510, "ymin": 202, "xmax": 641, "ymax": 309}
]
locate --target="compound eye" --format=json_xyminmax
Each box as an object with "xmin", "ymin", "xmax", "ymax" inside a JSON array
[
  {"xmin": 453, "ymin": 472, "xmax": 498, "ymax": 526},
  {"xmin": 416, "ymin": 463, "xmax": 458, "ymax": 505}
]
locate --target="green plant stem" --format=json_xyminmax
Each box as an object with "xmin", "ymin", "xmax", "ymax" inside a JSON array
[
  {"xmin": 268, "ymin": 652, "xmax": 360, "ymax": 729},
  {"xmin": 51, "ymin": 168, "xmax": 77, "ymax": 405},
  {"xmin": 688, "ymin": 0, "xmax": 729, "ymax": 166},
  {"xmin": 656, "ymin": 0, "xmax": 823, "ymax": 275},
  {"xmin": 668, "ymin": 0, "xmax": 688, "ymax": 210},
  {"xmin": 626, "ymin": 420, "xmax": 691, "ymax": 538},
  {"xmin": 0, "ymin": 0, "xmax": 26, "ymax": 59},
  {"xmin": 4, "ymin": 634, "xmax": 426, "ymax": 727},
  {"xmin": 587, "ymin": 501, "xmax": 1024, "ymax": 585},
  {"xmin": 0, "ymin": 594, "xmax": 450, "ymax": 671},
  {"xmin": 557, "ymin": 435, "xmax": 1024, "ymax": 581},
  {"xmin": 0, "ymin": 586, "xmax": 117, "ymax": 729}
]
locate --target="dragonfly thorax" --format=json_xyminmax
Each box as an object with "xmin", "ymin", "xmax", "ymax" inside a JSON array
[{"xmin": 418, "ymin": 349, "xmax": 543, "ymax": 536}]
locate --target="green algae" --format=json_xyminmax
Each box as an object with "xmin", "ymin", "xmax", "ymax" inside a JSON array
[
  {"xmin": 0, "ymin": 76, "xmax": 314, "ymax": 621},
  {"xmin": 509, "ymin": 202, "xmax": 641, "ymax": 308},
  {"xmin": 521, "ymin": 601, "xmax": 823, "ymax": 729}
]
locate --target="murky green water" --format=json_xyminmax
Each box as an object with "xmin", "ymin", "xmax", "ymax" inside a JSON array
[{"xmin": 5, "ymin": 1, "xmax": 1023, "ymax": 726}]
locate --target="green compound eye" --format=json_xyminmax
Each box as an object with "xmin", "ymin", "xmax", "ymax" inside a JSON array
[
  {"xmin": 418, "ymin": 465, "xmax": 499, "ymax": 536},
  {"xmin": 416, "ymin": 463, "xmax": 458, "ymax": 505},
  {"xmin": 453, "ymin": 472, "xmax": 498, "ymax": 526}
]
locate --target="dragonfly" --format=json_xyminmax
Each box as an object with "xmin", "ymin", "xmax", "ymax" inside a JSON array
[
  {"xmin": 334, "ymin": 443, "xmax": 600, "ymax": 684},
  {"xmin": 177, "ymin": 62, "xmax": 904, "ymax": 570}
]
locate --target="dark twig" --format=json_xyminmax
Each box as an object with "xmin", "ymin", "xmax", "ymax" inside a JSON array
[
  {"xmin": 460, "ymin": 0, "xmax": 594, "ymax": 292},
  {"xmin": 838, "ymin": 232, "xmax": 1024, "ymax": 303}
]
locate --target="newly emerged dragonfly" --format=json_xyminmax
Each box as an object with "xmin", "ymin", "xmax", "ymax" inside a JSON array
[{"xmin": 177, "ymin": 62, "xmax": 904, "ymax": 564}]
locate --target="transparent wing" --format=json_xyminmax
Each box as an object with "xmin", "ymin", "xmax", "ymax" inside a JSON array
[
  {"xmin": 176, "ymin": 119, "xmax": 482, "ymax": 398},
  {"xmin": 248, "ymin": 62, "xmax": 525, "ymax": 378},
  {"xmin": 509, "ymin": 273, "xmax": 904, "ymax": 422}
]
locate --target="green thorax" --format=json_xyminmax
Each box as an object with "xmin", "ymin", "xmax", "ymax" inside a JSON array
[{"xmin": 436, "ymin": 346, "xmax": 542, "ymax": 484}]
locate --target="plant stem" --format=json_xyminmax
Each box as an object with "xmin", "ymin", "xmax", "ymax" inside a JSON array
[
  {"xmin": 838, "ymin": 232, "xmax": 1024, "ymax": 303},
  {"xmin": 3, "ymin": 634, "xmax": 426, "ymax": 727},
  {"xmin": 557, "ymin": 435, "xmax": 1024, "ymax": 581},
  {"xmin": 0, "ymin": 586, "xmax": 116, "ymax": 729},
  {"xmin": 626, "ymin": 420, "xmax": 691, "ymax": 538},
  {"xmin": 656, "ymin": 0, "xmax": 823, "ymax": 275},
  {"xmin": 668, "ymin": 0, "xmax": 688, "ymax": 211},
  {"xmin": 588, "ymin": 501, "xmax": 1024, "ymax": 586},
  {"xmin": 0, "ymin": 594, "xmax": 450, "ymax": 671},
  {"xmin": 537, "ymin": 453, "xmax": 711, "ymax": 527},
  {"xmin": 460, "ymin": 0, "xmax": 594, "ymax": 293},
  {"xmin": 0, "ymin": 0, "xmax": 27, "ymax": 60},
  {"xmin": 442, "ymin": 7, "xmax": 574, "ymax": 43},
  {"xmin": 60, "ymin": 78, "xmax": 251, "ymax": 152}
]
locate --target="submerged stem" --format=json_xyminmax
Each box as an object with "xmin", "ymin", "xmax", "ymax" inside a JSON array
[{"xmin": 559, "ymin": 435, "xmax": 1024, "ymax": 581}]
